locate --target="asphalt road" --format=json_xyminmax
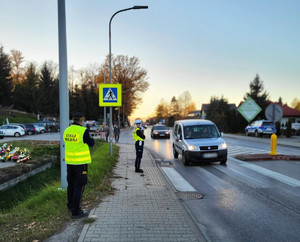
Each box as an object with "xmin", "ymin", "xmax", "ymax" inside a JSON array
[{"xmin": 119, "ymin": 127, "xmax": 300, "ymax": 242}]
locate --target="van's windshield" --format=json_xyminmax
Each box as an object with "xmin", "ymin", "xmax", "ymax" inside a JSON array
[{"xmin": 184, "ymin": 125, "xmax": 219, "ymax": 139}]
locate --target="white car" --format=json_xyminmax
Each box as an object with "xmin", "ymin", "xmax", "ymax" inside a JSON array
[{"xmin": 0, "ymin": 125, "xmax": 26, "ymax": 137}]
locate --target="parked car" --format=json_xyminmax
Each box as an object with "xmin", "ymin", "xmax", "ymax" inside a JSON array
[
  {"xmin": 173, "ymin": 119, "xmax": 227, "ymax": 165},
  {"xmin": 0, "ymin": 130, "xmax": 4, "ymax": 139},
  {"xmin": 151, "ymin": 124, "xmax": 170, "ymax": 139},
  {"xmin": 245, "ymin": 120, "xmax": 276, "ymax": 137},
  {"xmin": 7, "ymin": 123, "xmax": 27, "ymax": 134},
  {"xmin": 0, "ymin": 125, "xmax": 25, "ymax": 137},
  {"xmin": 292, "ymin": 123, "xmax": 300, "ymax": 136},
  {"xmin": 24, "ymin": 123, "xmax": 38, "ymax": 135},
  {"xmin": 34, "ymin": 123, "xmax": 46, "ymax": 133}
]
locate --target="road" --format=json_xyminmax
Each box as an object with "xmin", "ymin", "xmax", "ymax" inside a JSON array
[{"xmin": 119, "ymin": 127, "xmax": 300, "ymax": 242}]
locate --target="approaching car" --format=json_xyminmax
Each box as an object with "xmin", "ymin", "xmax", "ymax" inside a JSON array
[
  {"xmin": 245, "ymin": 120, "xmax": 276, "ymax": 137},
  {"xmin": 24, "ymin": 123, "xmax": 38, "ymax": 135},
  {"xmin": 151, "ymin": 124, "xmax": 170, "ymax": 139},
  {"xmin": 173, "ymin": 119, "xmax": 227, "ymax": 165},
  {"xmin": 0, "ymin": 125, "xmax": 25, "ymax": 137}
]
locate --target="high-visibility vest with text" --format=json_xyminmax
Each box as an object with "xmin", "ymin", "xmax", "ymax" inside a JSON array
[
  {"xmin": 133, "ymin": 127, "xmax": 144, "ymax": 142},
  {"xmin": 63, "ymin": 125, "xmax": 91, "ymax": 165}
]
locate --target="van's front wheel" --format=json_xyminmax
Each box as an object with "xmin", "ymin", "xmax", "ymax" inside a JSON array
[
  {"xmin": 173, "ymin": 146, "xmax": 178, "ymax": 158},
  {"xmin": 182, "ymin": 152, "xmax": 190, "ymax": 166}
]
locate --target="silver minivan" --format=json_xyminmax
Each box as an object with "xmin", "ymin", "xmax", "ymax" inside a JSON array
[{"xmin": 173, "ymin": 119, "xmax": 227, "ymax": 165}]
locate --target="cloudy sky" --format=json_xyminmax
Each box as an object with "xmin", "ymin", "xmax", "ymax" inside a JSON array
[{"xmin": 1, "ymin": 0, "xmax": 299, "ymax": 118}]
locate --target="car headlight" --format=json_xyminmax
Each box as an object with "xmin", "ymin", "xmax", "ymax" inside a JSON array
[
  {"xmin": 154, "ymin": 132, "xmax": 158, "ymax": 135},
  {"xmin": 220, "ymin": 142, "xmax": 227, "ymax": 149},
  {"xmin": 165, "ymin": 131, "xmax": 169, "ymax": 134},
  {"xmin": 188, "ymin": 144, "xmax": 198, "ymax": 151}
]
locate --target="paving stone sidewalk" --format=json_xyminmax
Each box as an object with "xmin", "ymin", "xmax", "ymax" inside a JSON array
[{"xmin": 78, "ymin": 144, "xmax": 204, "ymax": 242}]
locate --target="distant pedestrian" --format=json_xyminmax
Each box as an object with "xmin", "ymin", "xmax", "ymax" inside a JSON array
[
  {"xmin": 114, "ymin": 123, "xmax": 120, "ymax": 142},
  {"xmin": 64, "ymin": 112, "xmax": 95, "ymax": 219},
  {"xmin": 105, "ymin": 124, "xmax": 109, "ymax": 142},
  {"xmin": 132, "ymin": 119, "xmax": 145, "ymax": 173}
]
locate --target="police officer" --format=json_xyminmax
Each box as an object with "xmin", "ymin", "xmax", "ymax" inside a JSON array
[
  {"xmin": 64, "ymin": 112, "xmax": 95, "ymax": 219},
  {"xmin": 132, "ymin": 119, "xmax": 145, "ymax": 173}
]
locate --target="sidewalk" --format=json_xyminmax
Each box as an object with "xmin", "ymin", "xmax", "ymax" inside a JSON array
[{"xmin": 78, "ymin": 144, "xmax": 204, "ymax": 242}]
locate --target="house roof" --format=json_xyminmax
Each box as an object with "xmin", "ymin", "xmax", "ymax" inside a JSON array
[{"xmin": 282, "ymin": 105, "xmax": 300, "ymax": 117}]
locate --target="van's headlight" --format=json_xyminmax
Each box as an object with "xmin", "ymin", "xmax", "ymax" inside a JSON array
[
  {"xmin": 220, "ymin": 142, "xmax": 227, "ymax": 149},
  {"xmin": 188, "ymin": 144, "xmax": 198, "ymax": 151}
]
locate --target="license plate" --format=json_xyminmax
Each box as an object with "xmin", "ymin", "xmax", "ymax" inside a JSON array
[
  {"xmin": 266, "ymin": 128, "xmax": 271, "ymax": 131},
  {"xmin": 203, "ymin": 152, "xmax": 218, "ymax": 158},
  {"xmin": 159, "ymin": 134, "xmax": 165, "ymax": 136}
]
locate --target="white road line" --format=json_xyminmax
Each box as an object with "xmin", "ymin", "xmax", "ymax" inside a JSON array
[
  {"xmin": 213, "ymin": 165, "xmax": 270, "ymax": 188},
  {"xmin": 241, "ymin": 163, "xmax": 300, "ymax": 187},
  {"xmin": 194, "ymin": 167, "xmax": 234, "ymax": 190},
  {"xmin": 161, "ymin": 167, "xmax": 196, "ymax": 192}
]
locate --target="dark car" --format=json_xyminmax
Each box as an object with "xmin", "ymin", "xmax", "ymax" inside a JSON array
[
  {"xmin": 24, "ymin": 123, "xmax": 38, "ymax": 135},
  {"xmin": 151, "ymin": 124, "xmax": 170, "ymax": 139},
  {"xmin": 0, "ymin": 130, "xmax": 4, "ymax": 139}
]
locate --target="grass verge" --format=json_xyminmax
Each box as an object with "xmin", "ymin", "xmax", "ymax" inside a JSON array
[{"xmin": 0, "ymin": 140, "xmax": 119, "ymax": 241}]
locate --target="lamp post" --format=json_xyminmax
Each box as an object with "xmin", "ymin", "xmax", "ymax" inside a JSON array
[{"xmin": 108, "ymin": 5, "xmax": 148, "ymax": 155}]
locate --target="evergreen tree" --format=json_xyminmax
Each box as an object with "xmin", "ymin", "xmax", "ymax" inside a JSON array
[
  {"xmin": 206, "ymin": 96, "xmax": 230, "ymax": 132},
  {"xmin": 38, "ymin": 62, "xmax": 56, "ymax": 116},
  {"xmin": 244, "ymin": 74, "xmax": 269, "ymax": 119},
  {"xmin": 0, "ymin": 46, "xmax": 13, "ymax": 106}
]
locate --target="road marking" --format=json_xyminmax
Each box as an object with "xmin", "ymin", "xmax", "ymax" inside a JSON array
[
  {"xmin": 194, "ymin": 167, "xmax": 234, "ymax": 190},
  {"xmin": 161, "ymin": 167, "xmax": 196, "ymax": 192},
  {"xmin": 241, "ymin": 163, "xmax": 300, "ymax": 187},
  {"xmin": 213, "ymin": 165, "xmax": 270, "ymax": 188},
  {"xmin": 228, "ymin": 145, "xmax": 267, "ymax": 156}
]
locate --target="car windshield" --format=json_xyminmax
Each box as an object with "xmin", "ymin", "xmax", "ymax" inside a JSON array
[
  {"xmin": 154, "ymin": 126, "xmax": 167, "ymax": 130},
  {"xmin": 263, "ymin": 122, "xmax": 273, "ymax": 126},
  {"xmin": 184, "ymin": 125, "xmax": 219, "ymax": 139}
]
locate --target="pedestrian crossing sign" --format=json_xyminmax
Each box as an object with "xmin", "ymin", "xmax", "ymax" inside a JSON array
[{"xmin": 99, "ymin": 84, "xmax": 122, "ymax": 107}]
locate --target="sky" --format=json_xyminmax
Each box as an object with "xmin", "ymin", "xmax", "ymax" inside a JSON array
[{"xmin": 1, "ymin": 0, "xmax": 299, "ymax": 119}]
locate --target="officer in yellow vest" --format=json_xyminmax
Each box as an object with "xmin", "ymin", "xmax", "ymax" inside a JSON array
[
  {"xmin": 63, "ymin": 112, "xmax": 94, "ymax": 219},
  {"xmin": 132, "ymin": 119, "xmax": 145, "ymax": 173}
]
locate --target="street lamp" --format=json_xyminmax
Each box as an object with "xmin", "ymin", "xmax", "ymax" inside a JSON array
[{"xmin": 108, "ymin": 5, "xmax": 148, "ymax": 155}]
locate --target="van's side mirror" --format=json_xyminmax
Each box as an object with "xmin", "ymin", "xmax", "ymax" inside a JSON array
[
  {"xmin": 177, "ymin": 134, "xmax": 181, "ymax": 141},
  {"xmin": 221, "ymin": 132, "xmax": 224, "ymax": 137}
]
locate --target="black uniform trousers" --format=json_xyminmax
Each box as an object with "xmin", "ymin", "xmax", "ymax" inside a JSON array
[
  {"xmin": 135, "ymin": 141, "xmax": 144, "ymax": 170},
  {"xmin": 67, "ymin": 164, "xmax": 88, "ymax": 215}
]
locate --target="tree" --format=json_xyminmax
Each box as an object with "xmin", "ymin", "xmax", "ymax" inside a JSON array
[
  {"xmin": 244, "ymin": 74, "xmax": 269, "ymax": 119},
  {"xmin": 9, "ymin": 49, "xmax": 25, "ymax": 86},
  {"xmin": 98, "ymin": 55, "xmax": 149, "ymax": 118},
  {"xmin": 170, "ymin": 96, "xmax": 180, "ymax": 120},
  {"xmin": 178, "ymin": 90, "xmax": 192, "ymax": 117},
  {"xmin": 206, "ymin": 96, "xmax": 230, "ymax": 132},
  {"xmin": 291, "ymin": 98, "xmax": 300, "ymax": 112},
  {"xmin": 38, "ymin": 62, "xmax": 57, "ymax": 116},
  {"xmin": 0, "ymin": 46, "xmax": 13, "ymax": 106},
  {"xmin": 13, "ymin": 62, "xmax": 39, "ymax": 113},
  {"xmin": 155, "ymin": 99, "xmax": 170, "ymax": 123}
]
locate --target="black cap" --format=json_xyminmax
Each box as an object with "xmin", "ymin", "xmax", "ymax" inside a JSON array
[{"xmin": 73, "ymin": 112, "xmax": 84, "ymax": 120}]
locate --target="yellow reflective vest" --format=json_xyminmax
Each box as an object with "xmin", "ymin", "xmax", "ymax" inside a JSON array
[
  {"xmin": 64, "ymin": 125, "xmax": 92, "ymax": 165},
  {"xmin": 133, "ymin": 127, "xmax": 144, "ymax": 142}
]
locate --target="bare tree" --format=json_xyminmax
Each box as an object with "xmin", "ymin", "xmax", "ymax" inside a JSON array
[{"xmin": 9, "ymin": 49, "xmax": 25, "ymax": 86}]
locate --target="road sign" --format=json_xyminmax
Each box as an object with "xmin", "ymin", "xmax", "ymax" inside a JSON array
[
  {"xmin": 237, "ymin": 97, "xmax": 262, "ymax": 123},
  {"xmin": 99, "ymin": 84, "xmax": 122, "ymax": 107},
  {"xmin": 265, "ymin": 104, "xmax": 283, "ymax": 122}
]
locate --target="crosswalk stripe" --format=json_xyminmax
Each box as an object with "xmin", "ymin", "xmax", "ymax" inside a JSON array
[
  {"xmin": 194, "ymin": 167, "xmax": 234, "ymax": 191},
  {"xmin": 241, "ymin": 163, "xmax": 300, "ymax": 187},
  {"xmin": 212, "ymin": 165, "xmax": 270, "ymax": 188},
  {"xmin": 161, "ymin": 167, "xmax": 196, "ymax": 192}
]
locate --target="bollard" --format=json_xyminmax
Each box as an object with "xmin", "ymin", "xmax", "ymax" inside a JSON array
[{"xmin": 270, "ymin": 133, "xmax": 277, "ymax": 156}]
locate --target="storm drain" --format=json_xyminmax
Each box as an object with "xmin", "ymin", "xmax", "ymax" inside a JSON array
[
  {"xmin": 155, "ymin": 159, "xmax": 174, "ymax": 167},
  {"xmin": 175, "ymin": 191, "xmax": 203, "ymax": 200}
]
